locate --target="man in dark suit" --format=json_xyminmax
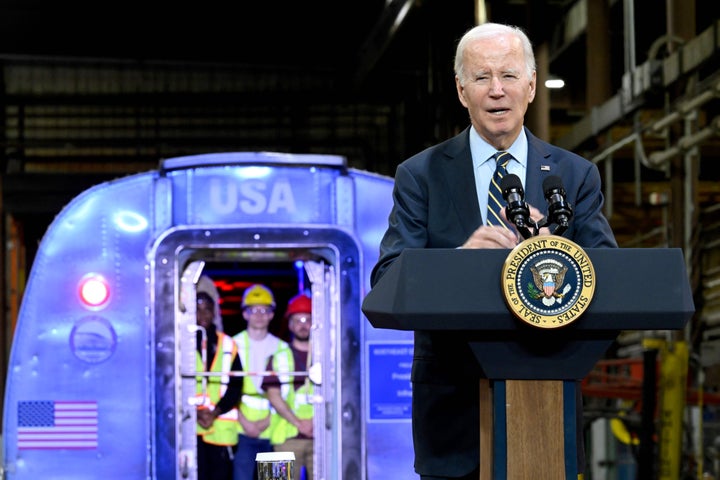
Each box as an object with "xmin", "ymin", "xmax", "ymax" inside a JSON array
[{"xmin": 370, "ymin": 22, "xmax": 617, "ymax": 480}]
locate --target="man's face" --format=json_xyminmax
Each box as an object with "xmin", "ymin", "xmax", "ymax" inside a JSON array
[
  {"xmin": 288, "ymin": 312, "xmax": 312, "ymax": 341},
  {"xmin": 455, "ymin": 32, "xmax": 536, "ymax": 151},
  {"xmin": 196, "ymin": 296, "xmax": 215, "ymax": 330},
  {"xmin": 242, "ymin": 305, "xmax": 274, "ymax": 330}
]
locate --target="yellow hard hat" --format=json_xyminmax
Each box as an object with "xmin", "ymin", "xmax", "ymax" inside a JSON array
[{"xmin": 242, "ymin": 284, "xmax": 275, "ymax": 308}]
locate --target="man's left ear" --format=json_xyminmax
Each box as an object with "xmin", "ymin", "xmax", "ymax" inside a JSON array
[{"xmin": 528, "ymin": 72, "xmax": 537, "ymax": 102}]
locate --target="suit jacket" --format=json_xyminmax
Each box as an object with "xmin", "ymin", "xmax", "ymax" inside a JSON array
[{"xmin": 369, "ymin": 126, "xmax": 617, "ymax": 477}]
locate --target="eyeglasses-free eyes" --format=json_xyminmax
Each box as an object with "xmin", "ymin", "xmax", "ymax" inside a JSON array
[{"xmin": 244, "ymin": 306, "xmax": 274, "ymax": 315}]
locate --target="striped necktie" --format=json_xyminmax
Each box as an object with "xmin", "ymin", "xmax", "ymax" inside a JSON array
[{"xmin": 487, "ymin": 151, "xmax": 512, "ymax": 227}]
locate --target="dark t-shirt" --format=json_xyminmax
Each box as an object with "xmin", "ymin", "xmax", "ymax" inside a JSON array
[{"xmin": 262, "ymin": 347, "xmax": 308, "ymax": 391}]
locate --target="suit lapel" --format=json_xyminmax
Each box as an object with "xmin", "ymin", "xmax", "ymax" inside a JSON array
[
  {"xmin": 442, "ymin": 129, "xmax": 483, "ymax": 234},
  {"xmin": 525, "ymin": 129, "xmax": 556, "ymax": 209}
]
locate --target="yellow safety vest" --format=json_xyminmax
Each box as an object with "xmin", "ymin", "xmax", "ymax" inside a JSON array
[
  {"xmin": 233, "ymin": 330, "xmax": 289, "ymax": 438},
  {"xmin": 195, "ymin": 333, "xmax": 240, "ymax": 446},
  {"xmin": 268, "ymin": 345, "xmax": 314, "ymax": 445}
]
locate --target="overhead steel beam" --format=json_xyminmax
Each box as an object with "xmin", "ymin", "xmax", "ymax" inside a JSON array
[
  {"xmin": 557, "ymin": 20, "xmax": 720, "ymax": 152},
  {"xmin": 350, "ymin": 0, "xmax": 416, "ymax": 90}
]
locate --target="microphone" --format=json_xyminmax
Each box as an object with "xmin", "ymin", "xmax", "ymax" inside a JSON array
[
  {"xmin": 542, "ymin": 175, "xmax": 573, "ymax": 235},
  {"xmin": 500, "ymin": 174, "xmax": 532, "ymax": 239}
]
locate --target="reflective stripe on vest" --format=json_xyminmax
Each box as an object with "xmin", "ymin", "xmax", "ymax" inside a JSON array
[
  {"xmin": 233, "ymin": 330, "xmax": 289, "ymax": 438},
  {"xmin": 196, "ymin": 333, "xmax": 239, "ymax": 445},
  {"xmin": 241, "ymin": 394, "xmax": 270, "ymax": 410},
  {"xmin": 268, "ymin": 347, "xmax": 314, "ymax": 445}
]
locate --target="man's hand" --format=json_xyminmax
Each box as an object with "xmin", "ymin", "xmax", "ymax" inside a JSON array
[
  {"xmin": 501, "ymin": 203, "xmax": 552, "ymax": 238},
  {"xmin": 197, "ymin": 408, "xmax": 216, "ymax": 429},
  {"xmin": 461, "ymin": 225, "xmax": 518, "ymax": 249},
  {"xmin": 296, "ymin": 418, "xmax": 313, "ymax": 438},
  {"xmin": 525, "ymin": 204, "xmax": 551, "ymax": 236},
  {"xmin": 461, "ymin": 203, "xmax": 551, "ymax": 249}
]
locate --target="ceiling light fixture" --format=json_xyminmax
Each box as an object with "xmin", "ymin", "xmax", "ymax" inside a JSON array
[{"xmin": 545, "ymin": 77, "xmax": 565, "ymax": 89}]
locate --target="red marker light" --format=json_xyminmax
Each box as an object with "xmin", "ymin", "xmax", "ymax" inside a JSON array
[{"xmin": 79, "ymin": 274, "xmax": 110, "ymax": 308}]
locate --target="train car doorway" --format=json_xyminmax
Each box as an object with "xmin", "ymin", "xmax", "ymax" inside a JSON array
[{"xmin": 152, "ymin": 229, "xmax": 364, "ymax": 480}]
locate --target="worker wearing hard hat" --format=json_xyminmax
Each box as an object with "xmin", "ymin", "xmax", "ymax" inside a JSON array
[
  {"xmin": 194, "ymin": 277, "xmax": 243, "ymax": 480},
  {"xmin": 263, "ymin": 293, "xmax": 315, "ymax": 480},
  {"xmin": 232, "ymin": 284, "xmax": 289, "ymax": 480}
]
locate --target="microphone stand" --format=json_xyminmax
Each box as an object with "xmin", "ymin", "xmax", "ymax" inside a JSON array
[
  {"xmin": 514, "ymin": 220, "xmax": 534, "ymax": 240},
  {"xmin": 533, "ymin": 217, "xmax": 568, "ymax": 237}
]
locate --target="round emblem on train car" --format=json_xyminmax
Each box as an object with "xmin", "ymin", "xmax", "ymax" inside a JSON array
[
  {"xmin": 501, "ymin": 235, "xmax": 595, "ymax": 328},
  {"xmin": 70, "ymin": 316, "xmax": 118, "ymax": 363}
]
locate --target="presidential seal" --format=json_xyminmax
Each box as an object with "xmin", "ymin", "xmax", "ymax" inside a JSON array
[{"xmin": 501, "ymin": 235, "xmax": 595, "ymax": 328}]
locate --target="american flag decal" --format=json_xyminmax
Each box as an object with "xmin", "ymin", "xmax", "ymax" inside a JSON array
[{"xmin": 17, "ymin": 401, "xmax": 98, "ymax": 450}]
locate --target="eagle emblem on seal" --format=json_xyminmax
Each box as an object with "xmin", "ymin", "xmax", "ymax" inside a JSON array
[
  {"xmin": 529, "ymin": 259, "xmax": 571, "ymax": 306},
  {"xmin": 502, "ymin": 236, "xmax": 595, "ymax": 328}
]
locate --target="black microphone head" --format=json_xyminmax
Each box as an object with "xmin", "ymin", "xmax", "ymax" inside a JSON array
[
  {"xmin": 543, "ymin": 174, "xmax": 573, "ymax": 232},
  {"xmin": 542, "ymin": 175, "xmax": 564, "ymax": 195},
  {"xmin": 500, "ymin": 173, "xmax": 524, "ymax": 198}
]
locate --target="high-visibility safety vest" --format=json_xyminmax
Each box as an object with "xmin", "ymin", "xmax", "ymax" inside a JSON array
[
  {"xmin": 268, "ymin": 345, "xmax": 314, "ymax": 445},
  {"xmin": 195, "ymin": 332, "xmax": 240, "ymax": 446},
  {"xmin": 233, "ymin": 330, "xmax": 289, "ymax": 438}
]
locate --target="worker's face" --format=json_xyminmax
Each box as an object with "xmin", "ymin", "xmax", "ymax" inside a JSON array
[
  {"xmin": 196, "ymin": 297, "xmax": 215, "ymax": 329},
  {"xmin": 455, "ymin": 33, "xmax": 536, "ymax": 151},
  {"xmin": 288, "ymin": 312, "xmax": 312, "ymax": 341},
  {"xmin": 242, "ymin": 305, "xmax": 274, "ymax": 330}
]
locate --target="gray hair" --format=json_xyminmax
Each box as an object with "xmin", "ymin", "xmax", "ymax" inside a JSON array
[{"xmin": 454, "ymin": 23, "xmax": 536, "ymax": 85}]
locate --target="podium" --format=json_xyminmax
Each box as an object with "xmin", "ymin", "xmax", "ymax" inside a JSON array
[{"xmin": 362, "ymin": 248, "xmax": 695, "ymax": 479}]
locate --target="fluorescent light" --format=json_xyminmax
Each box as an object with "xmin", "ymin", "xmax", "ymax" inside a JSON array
[{"xmin": 545, "ymin": 78, "xmax": 565, "ymax": 89}]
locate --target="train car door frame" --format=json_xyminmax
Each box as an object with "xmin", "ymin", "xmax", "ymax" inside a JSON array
[{"xmin": 151, "ymin": 226, "xmax": 365, "ymax": 480}]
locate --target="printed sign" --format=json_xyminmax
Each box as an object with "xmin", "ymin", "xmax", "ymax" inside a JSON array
[{"xmin": 367, "ymin": 341, "xmax": 413, "ymax": 421}]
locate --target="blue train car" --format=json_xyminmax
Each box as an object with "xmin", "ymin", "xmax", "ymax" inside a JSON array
[{"xmin": 1, "ymin": 152, "xmax": 417, "ymax": 479}]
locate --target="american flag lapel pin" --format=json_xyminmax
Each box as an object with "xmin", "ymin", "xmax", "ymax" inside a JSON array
[{"xmin": 541, "ymin": 165, "xmax": 550, "ymax": 171}]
